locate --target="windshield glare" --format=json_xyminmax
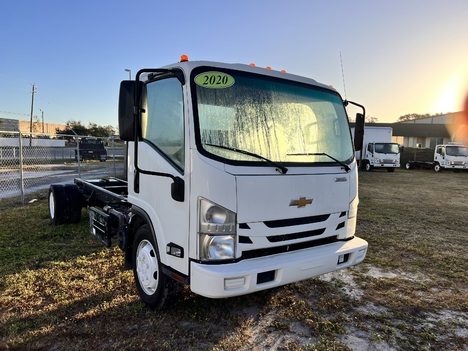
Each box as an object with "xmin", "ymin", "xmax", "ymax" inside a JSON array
[
  {"xmin": 375, "ymin": 143, "xmax": 400, "ymax": 154},
  {"xmin": 446, "ymin": 146, "xmax": 468, "ymax": 156},
  {"xmin": 194, "ymin": 69, "xmax": 353, "ymax": 165}
]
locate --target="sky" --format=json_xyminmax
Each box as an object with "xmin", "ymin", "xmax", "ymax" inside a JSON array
[{"xmin": 1, "ymin": 0, "xmax": 468, "ymax": 129}]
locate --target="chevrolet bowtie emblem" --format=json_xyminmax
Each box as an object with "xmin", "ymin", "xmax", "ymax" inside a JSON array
[{"xmin": 289, "ymin": 197, "xmax": 313, "ymax": 208}]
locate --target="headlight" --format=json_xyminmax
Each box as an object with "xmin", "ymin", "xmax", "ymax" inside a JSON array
[
  {"xmin": 199, "ymin": 234, "xmax": 235, "ymax": 261},
  {"xmin": 199, "ymin": 198, "xmax": 237, "ymax": 261}
]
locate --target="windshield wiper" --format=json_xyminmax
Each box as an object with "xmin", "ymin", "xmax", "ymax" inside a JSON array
[
  {"xmin": 205, "ymin": 143, "xmax": 288, "ymax": 174},
  {"xmin": 287, "ymin": 152, "xmax": 351, "ymax": 172}
]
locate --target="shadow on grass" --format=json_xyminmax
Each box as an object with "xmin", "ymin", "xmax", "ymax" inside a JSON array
[{"xmin": 2, "ymin": 281, "xmax": 276, "ymax": 351}]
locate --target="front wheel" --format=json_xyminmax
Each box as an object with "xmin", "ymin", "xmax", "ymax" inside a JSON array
[
  {"xmin": 365, "ymin": 162, "xmax": 373, "ymax": 172},
  {"xmin": 132, "ymin": 224, "xmax": 169, "ymax": 309},
  {"xmin": 434, "ymin": 163, "xmax": 442, "ymax": 172}
]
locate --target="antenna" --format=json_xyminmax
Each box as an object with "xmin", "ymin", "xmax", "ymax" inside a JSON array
[{"xmin": 340, "ymin": 52, "xmax": 347, "ymax": 100}]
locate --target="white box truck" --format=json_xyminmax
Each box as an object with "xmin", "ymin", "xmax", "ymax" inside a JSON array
[
  {"xmin": 406, "ymin": 143, "xmax": 468, "ymax": 171},
  {"xmin": 48, "ymin": 56, "xmax": 368, "ymax": 309},
  {"xmin": 354, "ymin": 126, "xmax": 401, "ymax": 172}
]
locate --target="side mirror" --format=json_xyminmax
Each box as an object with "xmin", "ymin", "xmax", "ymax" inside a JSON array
[
  {"xmin": 118, "ymin": 81, "xmax": 142, "ymax": 141},
  {"xmin": 354, "ymin": 113, "xmax": 365, "ymax": 151}
]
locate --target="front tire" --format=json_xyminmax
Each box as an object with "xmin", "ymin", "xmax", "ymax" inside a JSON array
[
  {"xmin": 434, "ymin": 163, "xmax": 442, "ymax": 172},
  {"xmin": 132, "ymin": 224, "xmax": 169, "ymax": 309},
  {"xmin": 365, "ymin": 162, "xmax": 373, "ymax": 172}
]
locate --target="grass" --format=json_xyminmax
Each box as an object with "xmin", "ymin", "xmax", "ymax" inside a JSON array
[{"xmin": 0, "ymin": 168, "xmax": 467, "ymax": 350}]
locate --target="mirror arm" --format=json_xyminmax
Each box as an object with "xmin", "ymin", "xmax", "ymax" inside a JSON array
[{"xmin": 344, "ymin": 100, "xmax": 366, "ymax": 117}]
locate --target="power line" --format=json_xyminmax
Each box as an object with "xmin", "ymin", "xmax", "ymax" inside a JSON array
[{"xmin": 0, "ymin": 110, "xmax": 30, "ymax": 117}]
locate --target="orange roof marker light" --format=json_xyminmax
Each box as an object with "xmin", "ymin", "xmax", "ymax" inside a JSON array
[
  {"xmin": 250, "ymin": 63, "xmax": 256, "ymax": 67},
  {"xmin": 266, "ymin": 66, "xmax": 272, "ymax": 70},
  {"xmin": 180, "ymin": 55, "xmax": 189, "ymax": 62},
  {"xmin": 281, "ymin": 69, "xmax": 287, "ymax": 73}
]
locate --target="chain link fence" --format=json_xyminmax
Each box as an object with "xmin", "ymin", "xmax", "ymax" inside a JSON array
[{"xmin": 0, "ymin": 131, "xmax": 125, "ymax": 204}]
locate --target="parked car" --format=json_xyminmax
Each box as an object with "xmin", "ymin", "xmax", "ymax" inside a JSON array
[{"xmin": 75, "ymin": 137, "xmax": 107, "ymax": 162}]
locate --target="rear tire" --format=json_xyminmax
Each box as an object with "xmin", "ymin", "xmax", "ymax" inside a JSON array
[
  {"xmin": 49, "ymin": 185, "xmax": 68, "ymax": 225},
  {"xmin": 132, "ymin": 224, "xmax": 169, "ymax": 309},
  {"xmin": 49, "ymin": 184, "xmax": 82, "ymax": 225},
  {"xmin": 64, "ymin": 184, "xmax": 82, "ymax": 223}
]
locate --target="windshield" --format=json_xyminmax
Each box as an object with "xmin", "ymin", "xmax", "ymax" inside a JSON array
[
  {"xmin": 446, "ymin": 146, "xmax": 468, "ymax": 156},
  {"xmin": 192, "ymin": 68, "xmax": 353, "ymax": 166},
  {"xmin": 375, "ymin": 143, "xmax": 400, "ymax": 154}
]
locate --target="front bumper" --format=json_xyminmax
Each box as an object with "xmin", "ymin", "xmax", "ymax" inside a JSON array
[
  {"xmin": 373, "ymin": 163, "xmax": 400, "ymax": 168},
  {"xmin": 190, "ymin": 236, "xmax": 368, "ymax": 298}
]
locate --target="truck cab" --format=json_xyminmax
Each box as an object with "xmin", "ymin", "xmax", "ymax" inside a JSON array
[
  {"xmin": 364, "ymin": 142, "xmax": 401, "ymax": 172},
  {"xmin": 50, "ymin": 57, "xmax": 368, "ymax": 309},
  {"xmin": 434, "ymin": 144, "xmax": 468, "ymax": 172}
]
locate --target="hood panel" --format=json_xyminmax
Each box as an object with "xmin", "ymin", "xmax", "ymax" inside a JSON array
[{"xmin": 236, "ymin": 174, "xmax": 350, "ymax": 223}]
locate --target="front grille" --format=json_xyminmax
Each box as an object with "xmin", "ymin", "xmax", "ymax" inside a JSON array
[
  {"xmin": 267, "ymin": 228, "xmax": 325, "ymax": 242},
  {"xmin": 241, "ymin": 236, "xmax": 338, "ymax": 259},
  {"xmin": 238, "ymin": 211, "xmax": 346, "ymax": 260},
  {"xmin": 263, "ymin": 214, "xmax": 330, "ymax": 228}
]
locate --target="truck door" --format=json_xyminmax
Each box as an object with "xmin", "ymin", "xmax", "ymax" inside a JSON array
[
  {"xmin": 435, "ymin": 146, "xmax": 445, "ymax": 166},
  {"xmin": 136, "ymin": 76, "xmax": 190, "ymax": 275}
]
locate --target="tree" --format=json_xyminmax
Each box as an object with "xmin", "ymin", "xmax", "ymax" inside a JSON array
[
  {"xmin": 348, "ymin": 115, "xmax": 378, "ymax": 123},
  {"xmin": 55, "ymin": 120, "xmax": 114, "ymax": 137},
  {"xmin": 397, "ymin": 113, "xmax": 431, "ymax": 122},
  {"xmin": 397, "ymin": 113, "xmax": 429, "ymax": 122},
  {"xmin": 87, "ymin": 123, "xmax": 115, "ymax": 137}
]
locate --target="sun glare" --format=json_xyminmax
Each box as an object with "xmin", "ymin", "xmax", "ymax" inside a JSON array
[
  {"xmin": 433, "ymin": 69, "xmax": 468, "ymax": 114},
  {"xmin": 434, "ymin": 81, "xmax": 457, "ymax": 113}
]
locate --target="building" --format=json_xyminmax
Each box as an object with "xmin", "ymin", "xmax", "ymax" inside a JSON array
[
  {"xmin": 0, "ymin": 118, "xmax": 67, "ymax": 135},
  {"xmin": 355, "ymin": 111, "xmax": 466, "ymax": 149}
]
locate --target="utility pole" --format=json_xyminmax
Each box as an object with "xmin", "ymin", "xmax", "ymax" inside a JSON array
[
  {"xmin": 40, "ymin": 109, "xmax": 44, "ymax": 133},
  {"xmin": 125, "ymin": 68, "xmax": 131, "ymax": 80},
  {"xmin": 29, "ymin": 84, "xmax": 36, "ymax": 145}
]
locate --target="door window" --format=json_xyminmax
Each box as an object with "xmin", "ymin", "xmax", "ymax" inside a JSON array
[{"xmin": 141, "ymin": 78, "xmax": 184, "ymax": 171}]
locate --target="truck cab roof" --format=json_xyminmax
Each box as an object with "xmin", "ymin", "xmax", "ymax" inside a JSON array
[{"xmin": 144, "ymin": 59, "xmax": 337, "ymax": 94}]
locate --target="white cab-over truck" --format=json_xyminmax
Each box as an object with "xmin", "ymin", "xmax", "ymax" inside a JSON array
[
  {"xmin": 406, "ymin": 143, "xmax": 468, "ymax": 172},
  {"xmin": 48, "ymin": 57, "xmax": 368, "ymax": 309},
  {"xmin": 353, "ymin": 126, "xmax": 400, "ymax": 172}
]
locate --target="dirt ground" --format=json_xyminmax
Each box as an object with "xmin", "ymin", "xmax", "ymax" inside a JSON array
[{"xmin": 1, "ymin": 168, "xmax": 467, "ymax": 350}]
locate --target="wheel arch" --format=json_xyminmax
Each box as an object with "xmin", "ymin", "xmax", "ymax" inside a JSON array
[{"xmin": 125, "ymin": 205, "xmax": 163, "ymax": 269}]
